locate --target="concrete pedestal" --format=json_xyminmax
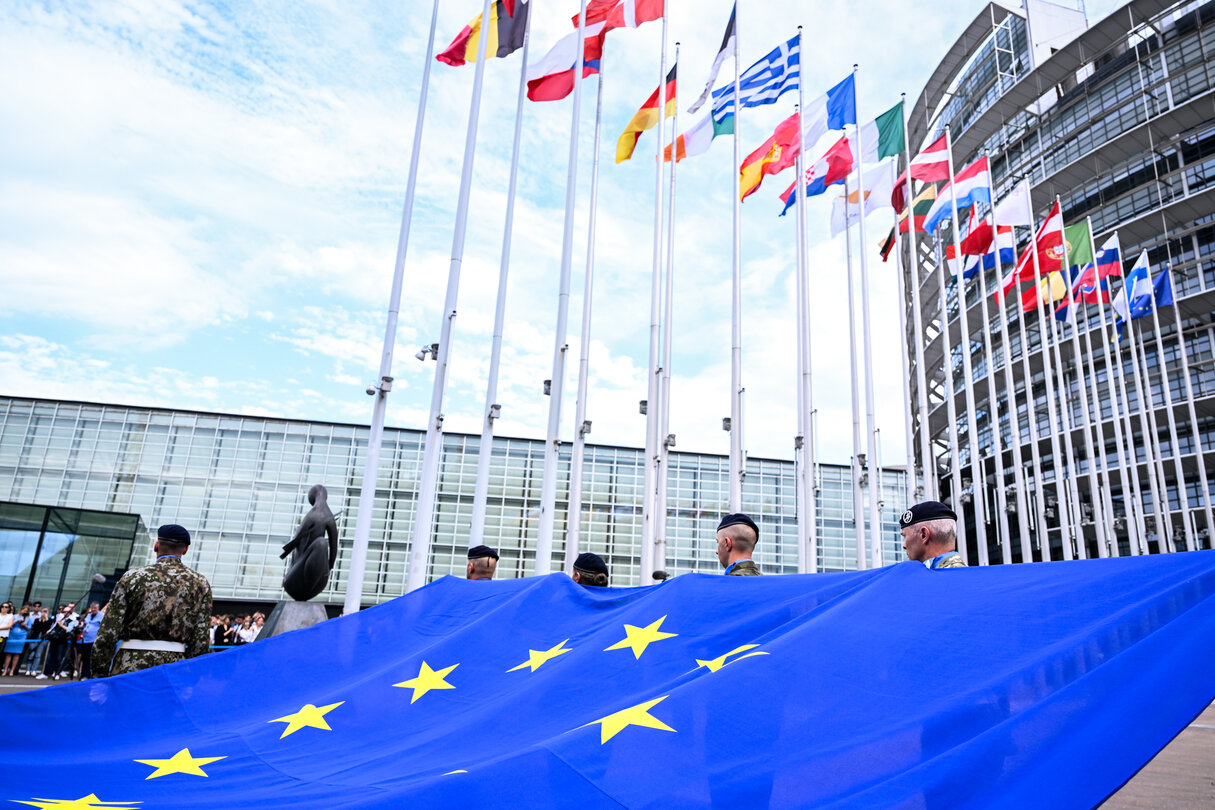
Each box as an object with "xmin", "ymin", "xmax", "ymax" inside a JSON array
[{"xmin": 261, "ymin": 600, "xmax": 328, "ymax": 639}]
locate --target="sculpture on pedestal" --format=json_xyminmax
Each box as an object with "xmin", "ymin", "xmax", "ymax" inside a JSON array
[{"xmin": 280, "ymin": 484, "xmax": 339, "ymax": 602}]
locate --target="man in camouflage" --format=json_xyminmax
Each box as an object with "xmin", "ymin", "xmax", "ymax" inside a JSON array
[
  {"xmin": 715, "ymin": 513, "xmax": 763, "ymax": 576},
  {"xmin": 92, "ymin": 523, "xmax": 212, "ymax": 677},
  {"xmin": 899, "ymin": 500, "xmax": 967, "ymax": 569}
]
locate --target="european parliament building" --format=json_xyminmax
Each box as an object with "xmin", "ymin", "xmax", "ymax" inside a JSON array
[
  {"xmin": 904, "ymin": 0, "xmax": 1215, "ymax": 562},
  {"xmin": 0, "ymin": 397, "xmax": 907, "ymax": 608}
]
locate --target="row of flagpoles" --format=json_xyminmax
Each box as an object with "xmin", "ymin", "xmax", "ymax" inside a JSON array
[{"xmin": 342, "ymin": 0, "xmax": 1213, "ymax": 607}]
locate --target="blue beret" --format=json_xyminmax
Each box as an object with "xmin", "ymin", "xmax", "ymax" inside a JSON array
[
  {"xmin": 572, "ymin": 552, "xmax": 608, "ymax": 576},
  {"xmin": 467, "ymin": 544, "xmax": 499, "ymax": 561},
  {"xmin": 899, "ymin": 501, "xmax": 958, "ymax": 528},
  {"xmin": 157, "ymin": 524, "xmax": 191, "ymax": 545},
  {"xmin": 717, "ymin": 512, "xmax": 759, "ymax": 538}
]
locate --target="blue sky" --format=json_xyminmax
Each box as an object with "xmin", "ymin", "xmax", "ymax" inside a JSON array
[{"xmin": 1, "ymin": 0, "xmax": 1119, "ymax": 464}]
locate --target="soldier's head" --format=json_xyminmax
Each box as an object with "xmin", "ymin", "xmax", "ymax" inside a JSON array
[
  {"xmin": 155, "ymin": 524, "xmax": 191, "ymax": 558},
  {"xmin": 571, "ymin": 552, "xmax": 610, "ymax": 587},
  {"xmin": 466, "ymin": 545, "xmax": 499, "ymax": 580},
  {"xmin": 899, "ymin": 501, "xmax": 959, "ymax": 563},
  {"xmin": 715, "ymin": 513, "xmax": 759, "ymax": 568}
]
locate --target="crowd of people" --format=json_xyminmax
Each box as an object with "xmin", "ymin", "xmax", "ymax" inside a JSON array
[
  {"xmin": 0, "ymin": 601, "xmax": 105, "ymax": 680},
  {"xmin": 210, "ymin": 612, "xmax": 266, "ymax": 647}
]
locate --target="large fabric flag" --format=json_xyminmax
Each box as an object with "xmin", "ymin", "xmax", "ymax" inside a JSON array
[
  {"xmin": 710, "ymin": 34, "xmax": 800, "ymax": 124},
  {"xmin": 1008, "ymin": 198, "xmax": 1064, "ymax": 288},
  {"xmin": 922, "ymin": 155, "xmax": 992, "ymax": 233},
  {"xmin": 857, "ymin": 102, "xmax": 905, "ymax": 165},
  {"xmin": 617, "ymin": 64, "xmax": 678, "ymax": 163},
  {"xmin": 437, "ymin": 0, "xmax": 530, "ymax": 66},
  {"xmin": 579, "ymin": 0, "xmax": 664, "ymax": 29},
  {"xmin": 739, "ymin": 112, "xmax": 799, "ymax": 199},
  {"xmin": 1112, "ymin": 251, "xmax": 1169, "ymax": 323},
  {"xmin": 830, "ymin": 158, "xmax": 897, "ymax": 238},
  {"xmin": 4, "ymin": 557, "xmax": 1215, "ymax": 807},
  {"xmin": 798, "ymin": 73, "xmax": 857, "ymax": 156},
  {"xmin": 688, "ymin": 2, "xmax": 735, "ymax": 114},
  {"xmin": 526, "ymin": 23, "xmax": 607, "ymax": 101},
  {"xmin": 778, "ymin": 135, "xmax": 854, "ymax": 216}
]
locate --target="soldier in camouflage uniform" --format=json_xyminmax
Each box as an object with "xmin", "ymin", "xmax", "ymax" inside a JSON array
[
  {"xmin": 716, "ymin": 513, "xmax": 763, "ymax": 576},
  {"xmin": 899, "ymin": 501, "xmax": 967, "ymax": 569},
  {"xmin": 92, "ymin": 524, "xmax": 212, "ymax": 677}
]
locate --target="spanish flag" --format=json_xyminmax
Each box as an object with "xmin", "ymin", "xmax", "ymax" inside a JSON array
[
  {"xmin": 437, "ymin": 0, "xmax": 530, "ymax": 67},
  {"xmin": 616, "ymin": 64, "xmax": 678, "ymax": 163},
  {"xmin": 738, "ymin": 113, "xmax": 799, "ymax": 201}
]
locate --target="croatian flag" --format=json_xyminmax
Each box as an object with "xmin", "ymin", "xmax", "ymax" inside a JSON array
[
  {"xmin": 922, "ymin": 156, "xmax": 992, "ymax": 233},
  {"xmin": 778, "ymin": 135, "xmax": 853, "ymax": 216}
]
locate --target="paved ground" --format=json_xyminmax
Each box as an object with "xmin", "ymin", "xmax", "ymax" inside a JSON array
[{"xmin": 0, "ymin": 675, "xmax": 1210, "ymax": 806}]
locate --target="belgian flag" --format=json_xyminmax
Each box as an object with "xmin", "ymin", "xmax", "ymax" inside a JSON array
[
  {"xmin": 616, "ymin": 64, "xmax": 678, "ymax": 164},
  {"xmin": 437, "ymin": 0, "xmax": 529, "ymax": 67}
]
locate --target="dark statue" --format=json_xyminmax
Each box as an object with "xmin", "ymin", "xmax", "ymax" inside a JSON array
[{"xmin": 281, "ymin": 484, "xmax": 339, "ymax": 601}]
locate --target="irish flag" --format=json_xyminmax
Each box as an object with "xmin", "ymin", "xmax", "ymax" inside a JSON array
[{"xmin": 664, "ymin": 112, "xmax": 729, "ymax": 162}]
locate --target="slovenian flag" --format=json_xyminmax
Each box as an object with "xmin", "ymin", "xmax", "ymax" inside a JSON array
[
  {"xmin": 921, "ymin": 156, "xmax": 992, "ymax": 234},
  {"xmin": 777, "ymin": 135, "xmax": 853, "ymax": 215}
]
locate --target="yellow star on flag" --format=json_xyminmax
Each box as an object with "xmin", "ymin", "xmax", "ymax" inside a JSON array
[
  {"xmin": 134, "ymin": 747, "xmax": 227, "ymax": 779},
  {"xmin": 695, "ymin": 644, "xmax": 769, "ymax": 673},
  {"xmin": 584, "ymin": 695, "xmax": 676, "ymax": 743},
  {"xmin": 507, "ymin": 639, "xmax": 573, "ymax": 673},
  {"xmin": 394, "ymin": 661, "xmax": 459, "ymax": 703},
  {"xmin": 269, "ymin": 701, "xmax": 345, "ymax": 739},
  {"xmin": 12, "ymin": 796, "xmax": 141, "ymax": 810},
  {"xmin": 603, "ymin": 615, "xmax": 678, "ymax": 659}
]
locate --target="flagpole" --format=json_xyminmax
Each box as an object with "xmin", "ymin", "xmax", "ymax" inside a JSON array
[
  {"xmin": 989, "ymin": 221, "xmax": 1035, "ymax": 563},
  {"xmin": 843, "ymin": 176, "xmax": 868, "ymax": 570},
  {"xmin": 1161, "ymin": 261, "xmax": 1215, "ymax": 548},
  {"xmin": 1126, "ymin": 314, "xmax": 1173, "ymax": 551},
  {"xmin": 894, "ymin": 230, "xmax": 918, "ymax": 507},
  {"xmin": 345, "ymin": 0, "xmax": 442, "ymax": 610},
  {"xmin": 470, "ymin": 4, "xmax": 533, "ymax": 551},
  {"xmin": 404, "ymin": 0, "xmax": 498, "ymax": 595},
  {"xmin": 1056, "ymin": 244, "xmax": 1105, "ymax": 558},
  {"xmin": 900, "ymin": 95, "xmax": 935, "ymax": 501},
  {"xmin": 565, "ymin": 59, "xmax": 606, "ymax": 574},
  {"xmin": 1095, "ymin": 258, "xmax": 1149, "ymax": 554},
  {"xmin": 853, "ymin": 66, "xmax": 886, "ymax": 568},
  {"xmin": 534, "ymin": 0, "xmax": 590, "ymax": 576},
  {"xmin": 640, "ymin": 11, "xmax": 670, "ymax": 585},
  {"xmin": 1080, "ymin": 219, "xmax": 1124, "ymax": 555},
  {"xmin": 655, "ymin": 42, "xmax": 680, "ymax": 580},
  {"xmin": 933, "ymin": 238, "xmax": 970, "ymax": 557},
  {"xmin": 1146, "ymin": 268, "xmax": 1194, "ymax": 551},
  {"xmin": 728, "ymin": 7, "xmax": 744, "ymax": 512},
  {"xmin": 1025, "ymin": 204, "xmax": 1073, "ymax": 560},
  {"xmin": 794, "ymin": 32, "xmax": 816, "ymax": 573},
  {"xmin": 943, "ymin": 125, "xmax": 986, "ymax": 564},
  {"xmin": 1112, "ymin": 292, "xmax": 1163, "ymax": 553}
]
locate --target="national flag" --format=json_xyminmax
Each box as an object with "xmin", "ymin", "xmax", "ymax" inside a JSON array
[
  {"xmin": 617, "ymin": 64, "xmax": 677, "ymax": 163},
  {"xmin": 664, "ymin": 112, "xmax": 730, "ymax": 162},
  {"xmin": 437, "ymin": 0, "xmax": 531, "ymax": 67},
  {"xmin": 1063, "ymin": 221, "xmax": 1094, "ymax": 271},
  {"xmin": 798, "ymin": 73, "xmax": 857, "ymax": 155},
  {"xmin": 922, "ymin": 156, "xmax": 993, "ymax": 233},
  {"xmin": 857, "ymin": 102, "xmax": 905, "ymax": 165},
  {"xmin": 1077, "ymin": 235, "xmax": 1123, "ymax": 304},
  {"xmin": 777, "ymin": 135, "xmax": 853, "ymax": 215},
  {"xmin": 1011, "ymin": 199, "xmax": 1064, "ymax": 282},
  {"xmin": 993, "ymin": 178, "xmax": 1034, "ymax": 227},
  {"xmin": 4, "ymin": 558, "xmax": 1215, "ymax": 807},
  {"xmin": 739, "ymin": 112, "xmax": 798, "ymax": 199},
  {"xmin": 945, "ymin": 215, "xmax": 1015, "ymax": 279},
  {"xmin": 879, "ymin": 184, "xmax": 936, "ymax": 261},
  {"xmin": 710, "ymin": 34, "xmax": 800, "ymax": 124},
  {"xmin": 909, "ymin": 132, "xmax": 950, "ymax": 181},
  {"xmin": 1112, "ymin": 251, "xmax": 1164, "ymax": 323},
  {"xmin": 1021, "ymin": 270, "xmax": 1069, "ymax": 313},
  {"xmin": 688, "ymin": 2, "xmax": 735, "ymax": 114},
  {"xmin": 830, "ymin": 158, "xmax": 897, "ymax": 238},
  {"xmin": 526, "ymin": 24, "xmax": 607, "ymax": 102},
  {"xmin": 578, "ymin": 0, "xmax": 664, "ymax": 30}
]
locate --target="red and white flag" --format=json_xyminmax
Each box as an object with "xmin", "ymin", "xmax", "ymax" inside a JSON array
[
  {"xmin": 892, "ymin": 132, "xmax": 950, "ymax": 211},
  {"xmin": 1013, "ymin": 199, "xmax": 1064, "ymax": 283},
  {"xmin": 576, "ymin": 0, "xmax": 663, "ymax": 30}
]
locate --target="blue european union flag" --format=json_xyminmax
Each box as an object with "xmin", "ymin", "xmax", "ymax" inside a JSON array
[{"xmin": 3, "ymin": 554, "xmax": 1215, "ymax": 808}]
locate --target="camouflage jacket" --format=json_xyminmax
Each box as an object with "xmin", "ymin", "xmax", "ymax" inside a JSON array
[
  {"xmin": 92, "ymin": 555, "xmax": 212, "ymax": 677},
  {"xmin": 726, "ymin": 559, "xmax": 762, "ymax": 576},
  {"xmin": 928, "ymin": 552, "xmax": 967, "ymax": 569}
]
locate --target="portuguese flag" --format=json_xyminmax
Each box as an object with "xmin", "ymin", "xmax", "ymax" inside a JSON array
[{"xmin": 437, "ymin": 0, "xmax": 530, "ymax": 67}]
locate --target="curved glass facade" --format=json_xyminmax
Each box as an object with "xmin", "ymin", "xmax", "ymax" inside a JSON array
[{"xmin": 906, "ymin": 0, "xmax": 1215, "ymax": 563}]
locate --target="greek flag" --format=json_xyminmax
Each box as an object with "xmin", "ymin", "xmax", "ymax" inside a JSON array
[{"xmin": 710, "ymin": 34, "xmax": 799, "ymax": 125}]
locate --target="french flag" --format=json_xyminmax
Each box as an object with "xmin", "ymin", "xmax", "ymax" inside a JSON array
[
  {"xmin": 778, "ymin": 135, "xmax": 853, "ymax": 216},
  {"xmin": 921, "ymin": 156, "xmax": 992, "ymax": 233}
]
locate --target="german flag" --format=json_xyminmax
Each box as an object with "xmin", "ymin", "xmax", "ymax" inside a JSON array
[
  {"xmin": 616, "ymin": 64, "xmax": 678, "ymax": 163},
  {"xmin": 437, "ymin": 0, "xmax": 529, "ymax": 67}
]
